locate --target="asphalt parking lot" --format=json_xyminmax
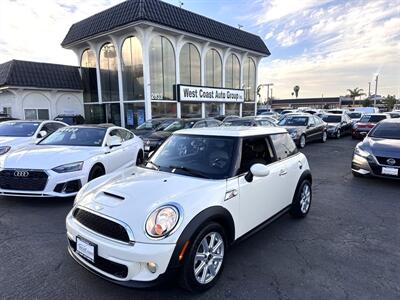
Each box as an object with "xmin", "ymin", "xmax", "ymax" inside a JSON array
[{"xmin": 0, "ymin": 137, "xmax": 399, "ymax": 299}]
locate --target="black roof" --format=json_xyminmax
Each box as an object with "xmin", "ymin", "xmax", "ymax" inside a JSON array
[
  {"xmin": 62, "ymin": 0, "xmax": 270, "ymax": 55},
  {"xmin": 0, "ymin": 60, "xmax": 82, "ymax": 90}
]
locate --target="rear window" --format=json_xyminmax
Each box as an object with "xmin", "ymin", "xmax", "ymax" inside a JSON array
[
  {"xmin": 270, "ymin": 133, "xmax": 298, "ymax": 160},
  {"xmin": 348, "ymin": 112, "xmax": 362, "ymax": 119},
  {"xmin": 322, "ymin": 115, "xmax": 342, "ymax": 123},
  {"xmin": 360, "ymin": 115, "xmax": 387, "ymax": 123}
]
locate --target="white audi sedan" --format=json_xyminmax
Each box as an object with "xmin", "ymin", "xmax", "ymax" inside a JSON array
[
  {"xmin": 66, "ymin": 126, "xmax": 312, "ymax": 292},
  {"xmin": 0, "ymin": 125, "xmax": 143, "ymax": 197},
  {"xmin": 0, "ymin": 120, "xmax": 67, "ymax": 155}
]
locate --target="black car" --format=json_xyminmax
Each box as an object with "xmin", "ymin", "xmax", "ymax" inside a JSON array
[
  {"xmin": 214, "ymin": 115, "xmax": 240, "ymax": 122},
  {"xmin": 142, "ymin": 118, "xmax": 222, "ymax": 154},
  {"xmin": 132, "ymin": 118, "xmax": 178, "ymax": 138},
  {"xmin": 321, "ymin": 113, "xmax": 352, "ymax": 138},
  {"xmin": 54, "ymin": 114, "xmax": 85, "ymax": 125},
  {"xmin": 278, "ymin": 114, "xmax": 327, "ymax": 148},
  {"xmin": 352, "ymin": 119, "xmax": 400, "ymax": 179},
  {"xmin": 222, "ymin": 116, "xmax": 277, "ymax": 127}
]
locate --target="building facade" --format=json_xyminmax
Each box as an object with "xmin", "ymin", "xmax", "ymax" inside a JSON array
[
  {"xmin": 62, "ymin": 0, "xmax": 270, "ymax": 129},
  {"xmin": 0, "ymin": 60, "xmax": 83, "ymax": 120}
]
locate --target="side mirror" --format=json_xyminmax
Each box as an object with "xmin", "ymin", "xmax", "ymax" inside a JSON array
[
  {"xmin": 37, "ymin": 130, "xmax": 47, "ymax": 139},
  {"xmin": 245, "ymin": 163, "xmax": 270, "ymax": 182},
  {"xmin": 108, "ymin": 136, "xmax": 122, "ymax": 148}
]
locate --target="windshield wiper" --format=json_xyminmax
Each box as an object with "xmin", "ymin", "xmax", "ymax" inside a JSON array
[{"xmin": 168, "ymin": 165, "xmax": 211, "ymax": 179}]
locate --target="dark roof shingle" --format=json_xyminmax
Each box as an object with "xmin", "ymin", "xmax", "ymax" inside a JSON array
[
  {"xmin": 62, "ymin": 0, "xmax": 270, "ymax": 55},
  {"xmin": 0, "ymin": 60, "xmax": 82, "ymax": 90}
]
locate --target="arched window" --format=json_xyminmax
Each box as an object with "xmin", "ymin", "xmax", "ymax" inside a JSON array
[
  {"xmin": 99, "ymin": 42, "xmax": 119, "ymax": 102},
  {"xmin": 149, "ymin": 36, "xmax": 176, "ymax": 100},
  {"xmin": 243, "ymin": 57, "xmax": 256, "ymax": 101},
  {"xmin": 81, "ymin": 49, "xmax": 98, "ymax": 103},
  {"xmin": 179, "ymin": 43, "xmax": 201, "ymax": 86},
  {"xmin": 205, "ymin": 49, "xmax": 222, "ymax": 87},
  {"xmin": 121, "ymin": 36, "xmax": 144, "ymax": 100},
  {"xmin": 225, "ymin": 53, "xmax": 240, "ymax": 89}
]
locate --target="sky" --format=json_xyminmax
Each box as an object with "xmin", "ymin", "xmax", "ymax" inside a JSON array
[{"xmin": 0, "ymin": 0, "xmax": 399, "ymax": 99}]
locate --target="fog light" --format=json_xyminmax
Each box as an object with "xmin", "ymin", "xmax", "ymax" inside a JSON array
[{"xmin": 147, "ymin": 262, "xmax": 157, "ymax": 273}]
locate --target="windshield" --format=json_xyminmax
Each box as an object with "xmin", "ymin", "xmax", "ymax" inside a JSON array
[
  {"xmin": 369, "ymin": 123, "xmax": 400, "ymax": 139},
  {"xmin": 223, "ymin": 119, "xmax": 254, "ymax": 126},
  {"xmin": 163, "ymin": 120, "xmax": 198, "ymax": 132},
  {"xmin": 136, "ymin": 119, "xmax": 175, "ymax": 130},
  {"xmin": 147, "ymin": 134, "xmax": 237, "ymax": 179},
  {"xmin": 348, "ymin": 112, "xmax": 362, "ymax": 119},
  {"xmin": 39, "ymin": 127, "xmax": 106, "ymax": 146},
  {"xmin": 322, "ymin": 115, "xmax": 341, "ymax": 123},
  {"xmin": 360, "ymin": 115, "xmax": 387, "ymax": 123},
  {"xmin": 278, "ymin": 116, "xmax": 308, "ymax": 126},
  {"xmin": 0, "ymin": 122, "xmax": 39, "ymax": 137}
]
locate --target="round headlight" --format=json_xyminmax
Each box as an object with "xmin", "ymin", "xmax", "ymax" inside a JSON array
[{"xmin": 145, "ymin": 206, "xmax": 180, "ymax": 238}]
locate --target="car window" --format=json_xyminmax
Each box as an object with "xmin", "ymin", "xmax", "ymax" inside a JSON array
[
  {"xmin": 238, "ymin": 136, "xmax": 275, "ymax": 174},
  {"xmin": 206, "ymin": 120, "xmax": 220, "ymax": 127},
  {"xmin": 360, "ymin": 115, "xmax": 387, "ymax": 123},
  {"xmin": 117, "ymin": 129, "xmax": 134, "ymax": 141},
  {"xmin": 278, "ymin": 116, "xmax": 308, "ymax": 126},
  {"xmin": 109, "ymin": 129, "xmax": 124, "ymax": 143},
  {"xmin": 270, "ymin": 133, "xmax": 298, "ymax": 160},
  {"xmin": 41, "ymin": 123, "xmax": 63, "ymax": 135},
  {"xmin": 313, "ymin": 116, "xmax": 321, "ymax": 125},
  {"xmin": 308, "ymin": 117, "xmax": 315, "ymax": 126},
  {"xmin": 193, "ymin": 121, "xmax": 207, "ymax": 128}
]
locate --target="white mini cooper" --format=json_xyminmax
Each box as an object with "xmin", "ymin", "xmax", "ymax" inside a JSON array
[{"xmin": 67, "ymin": 126, "xmax": 312, "ymax": 292}]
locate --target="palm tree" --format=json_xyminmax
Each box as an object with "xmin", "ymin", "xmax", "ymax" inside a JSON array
[{"xmin": 347, "ymin": 88, "xmax": 366, "ymax": 106}]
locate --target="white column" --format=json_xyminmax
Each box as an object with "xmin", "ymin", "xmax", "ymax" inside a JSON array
[
  {"xmin": 175, "ymin": 35, "xmax": 184, "ymax": 119},
  {"xmin": 254, "ymin": 57, "xmax": 261, "ymax": 116},
  {"xmin": 110, "ymin": 35, "xmax": 125, "ymax": 127},
  {"xmin": 240, "ymin": 53, "xmax": 248, "ymax": 117},
  {"xmin": 200, "ymin": 42, "xmax": 210, "ymax": 118},
  {"xmin": 88, "ymin": 41, "xmax": 103, "ymax": 104}
]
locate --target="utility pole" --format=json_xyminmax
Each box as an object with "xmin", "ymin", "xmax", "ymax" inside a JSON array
[
  {"xmin": 374, "ymin": 75, "xmax": 379, "ymax": 107},
  {"xmin": 368, "ymin": 82, "xmax": 371, "ymax": 97},
  {"xmin": 257, "ymin": 83, "xmax": 274, "ymax": 107}
]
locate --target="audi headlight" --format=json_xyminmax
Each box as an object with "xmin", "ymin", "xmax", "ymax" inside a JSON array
[
  {"xmin": 354, "ymin": 146, "xmax": 371, "ymax": 158},
  {"xmin": 52, "ymin": 161, "xmax": 83, "ymax": 173},
  {"xmin": 145, "ymin": 205, "xmax": 180, "ymax": 238},
  {"xmin": 0, "ymin": 146, "xmax": 11, "ymax": 155}
]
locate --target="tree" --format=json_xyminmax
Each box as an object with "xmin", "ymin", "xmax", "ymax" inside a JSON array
[
  {"xmin": 383, "ymin": 95, "xmax": 397, "ymax": 110},
  {"xmin": 363, "ymin": 98, "xmax": 372, "ymax": 107},
  {"xmin": 347, "ymin": 88, "xmax": 366, "ymax": 105}
]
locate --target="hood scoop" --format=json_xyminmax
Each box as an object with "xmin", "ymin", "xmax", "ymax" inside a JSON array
[{"xmin": 103, "ymin": 191, "xmax": 125, "ymax": 200}]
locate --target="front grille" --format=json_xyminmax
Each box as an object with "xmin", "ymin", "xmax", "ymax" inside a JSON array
[
  {"xmin": 375, "ymin": 157, "xmax": 400, "ymax": 167},
  {"xmin": 0, "ymin": 169, "xmax": 48, "ymax": 191},
  {"xmin": 69, "ymin": 238, "xmax": 128, "ymax": 278},
  {"xmin": 73, "ymin": 208, "xmax": 131, "ymax": 243}
]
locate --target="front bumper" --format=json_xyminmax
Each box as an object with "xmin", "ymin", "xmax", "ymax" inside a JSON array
[
  {"xmin": 66, "ymin": 212, "xmax": 176, "ymax": 284},
  {"xmin": 351, "ymin": 154, "xmax": 400, "ymax": 179},
  {"xmin": 327, "ymin": 128, "xmax": 338, "ymax": 137},
  {"xmin": 352, "ymin": 129, "xmax": 369, "ymax": 139},
  {"xmin": 0, "ymin": 169, "xmax": 87, "ymax": 197}
]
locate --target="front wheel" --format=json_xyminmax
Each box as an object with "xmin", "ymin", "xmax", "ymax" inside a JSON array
[
  {"xmin": 290, "ymin": 180, "xmax": 312, "ymax": 218},
  {"xmin": 336, "ymin": 129, "xmax": 341, "ymax": 139},
  {"xmin": 321, "ymin": 131, "xmax": 327, "ymax": 143},
  {"xmin": 88, "ymin": 165, "xmax": 105, "ymax": 182},
  {"xmin": 179, "ymin": 222, "xmax": 226, "ymax": 293},
  {"xmin": 298, "ymin": 135, "xmax": 306, "ymax": 149}
]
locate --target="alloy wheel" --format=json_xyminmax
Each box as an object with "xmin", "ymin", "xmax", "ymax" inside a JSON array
[
  {"xmin": 300, "ymin": 184, "xmax": 311, "ymax": 213},
  {"xmin": 322, "ymin": 131, "xmax": 327, "ymax": 142},
  {"xmin": 300, "ymin": 135, "xmax": 306, "ymax": 148},
  {"xmin": 194, "ymin": 232, "xmax": 225, "ymax": 285}
]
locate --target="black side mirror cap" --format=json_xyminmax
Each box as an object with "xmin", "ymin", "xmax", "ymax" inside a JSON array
[{"xmin": 245, "ymin": 171, "xmax": 253, "ymax": 183}]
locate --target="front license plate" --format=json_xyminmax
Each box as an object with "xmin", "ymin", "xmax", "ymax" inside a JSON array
[
  {"xmin": 382, "ymin": 167, "xmax": 398, "ymax": 176},
  {"xmin": 76, "ymin": 236, "xmax": 96, "ymax": 263},
  {"xmin": 144, "ymin": 146, "xmax": 150, "ymax": 151}
]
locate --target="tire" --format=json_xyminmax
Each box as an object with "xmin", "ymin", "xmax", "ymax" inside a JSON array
[
  {"xmin": 290, "ymin": 180, "xmax": 312, "ymax": 218},
  {"xmin": 336, "ymin": 129, "xmax": 341, "ymax": 139},
  {"xmin": 88, "ymin": 164, "xmax": 105, "ymax": 182},
  {"xmin": 136, "ymin": 150, "xmax": 144, "ymax": 166},
  {"xmin": 298, "ymin": 134, "xmax": 306, "ymax": 149},
  {"xmin": 320, "ymin": 131, "xmax": 327, "ymax": 143},
  {"xmin": 179, "ymin": 222, "xmax": 227, "ymax": 293}
]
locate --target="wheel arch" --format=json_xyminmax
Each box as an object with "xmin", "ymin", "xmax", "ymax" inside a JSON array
[
  {"xmin": 292, "ymin": 170, "xmax": 312, "ymax": 202},
  {"xmin": 168, "ymin": 206, "xmax": 235, "ymax": 269},
  {"xmin": 89, "ymin": 162, "xmax": 106, "ymax": 176}
]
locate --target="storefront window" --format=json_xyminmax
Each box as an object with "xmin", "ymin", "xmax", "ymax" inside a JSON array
[
  {"xmin": 99, "ymin": 43, "xmax": 119, "ymax": 102},
  {"xmin": 81, "ymin": 49, "xmax": 98, "ymax": 103},
  {"xmin": 181, "ymin": 103, "xmax": 202, "ymax": 118},
  {"xmin": 84, "ymin": 104, "xmax": 106, "ymax": 124},
  {"xmin": 151, "ymin": 102, "xmax": 177, "ymax": 118},
  {"xmin": 124, "ymin": 102, "xmax": 146, "ymax": 129},
  {"xmin": 225, "ymin": 103, "xmax": 240, "ymax": 116},
  {"xmin": 242, "ymin": 102, "xmax": 255, "ymax": 117},
  {"xmin": 225, "ymin": 54, "xmax": 240, "ymax": 89},
  {"xmin": 122, "ymin": 37, "xmax": 144, "ymax": 100},
  {"xmin": 243, "ymin": 57, "xmax": 256, "ymax": 101},
  {"xmin": 205, "ymin": 49, "xmax": 222, "ymax": 87},
  {"xmin": 24, "ymin": 109, "xmax": 49, "ymax": 120},
  {"xmin": 149, "ymin": 36, "xmax": 176, "ymax": 100},
  {"xmin": 180, "ymin": 43, "xmax": 201, "ymax": 86},
  {"xmin": 205, "ymin": 103, "xmax": 221, "ymax": 117},
  {"xmin": 105, "ymin": 103, "xmax": 121, "ymax": 126}
]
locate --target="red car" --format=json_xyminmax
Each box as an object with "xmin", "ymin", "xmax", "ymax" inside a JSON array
[{"xmin": 352, "ymin": 113, "xmax": 390, "ymax": 139}]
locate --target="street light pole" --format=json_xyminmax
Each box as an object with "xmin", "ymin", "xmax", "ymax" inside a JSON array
[{"xmin": 374, "ymin": 75, "xmax": 379, "ymax": 107}]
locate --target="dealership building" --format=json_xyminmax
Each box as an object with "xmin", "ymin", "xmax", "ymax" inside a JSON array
[{"xmin": 61, "ymin": 0, "xmax": 270, "ymax": 128}]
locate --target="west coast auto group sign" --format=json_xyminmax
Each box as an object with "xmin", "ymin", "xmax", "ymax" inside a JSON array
[{"xmin": 176, "ymin": 84, "xmax": 245, "ymax": 103}]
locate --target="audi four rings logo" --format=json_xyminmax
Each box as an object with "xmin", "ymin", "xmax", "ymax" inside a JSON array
[
  {"xmin": 14, "ymin": 171, "xmax": 30, "ymax": 177},
  {"xmin": 386, "ymin": 158, "xmax": 396, "ymax": 166}
]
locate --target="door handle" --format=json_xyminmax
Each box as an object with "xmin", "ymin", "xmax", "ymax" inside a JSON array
[{"xmin": 279, "ymin": 169, "xmax": 287, "ymax": 176}]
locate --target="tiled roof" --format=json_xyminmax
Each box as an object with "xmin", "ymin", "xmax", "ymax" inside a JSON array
[
  {"xmin": 0, "ymin": 60, "xmax": 82, "ymax": 90},
  {"xmin": 62, "ymin": 0, "xmax": 270, "ymax": 55}
]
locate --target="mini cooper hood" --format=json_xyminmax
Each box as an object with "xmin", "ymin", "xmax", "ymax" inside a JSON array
[
  {"xmin": 1, "ymin": 145, "xmax": 100, "ymax": 170},
  {"xmin": 363, "ymin": 137, "xmax": 400, "ymax": 158},
  {"xmin": 0, "ymin": 136, "xmax": 32, "ymax": 148},
  {"xmin": 76, "ymin": 167, "xmax": 224, "ymax": 243}
]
